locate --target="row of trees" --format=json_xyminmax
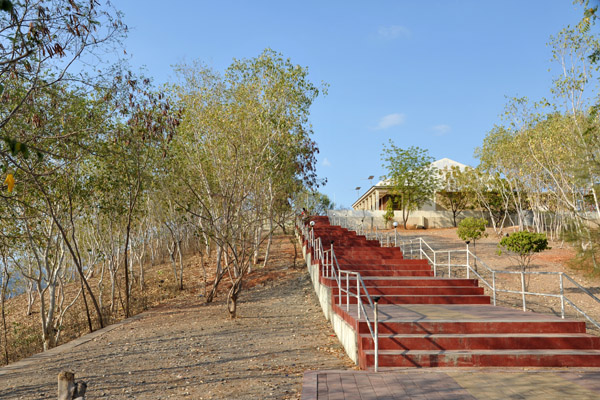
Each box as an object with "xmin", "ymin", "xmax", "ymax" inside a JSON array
[
  {"xmin": 381, "ymin": 3, "xmax": 600, "ymax": 273},
  {"xmin": 380, "ymin": 143, "xmax": 517, "ymax": 232},
  {"xmin": 0, "ymin": 1, "xmax": 324, "ymax": 362},
  {"xmin": 475, "ymin": 10, "xmax": 600, "ymax": 271}
]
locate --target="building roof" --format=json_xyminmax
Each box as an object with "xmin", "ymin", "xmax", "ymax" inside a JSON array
[
  {"xmin": 430, "ymin": 158, "xmax": 469, "ymax": 171},
  {"xmin": 351, "ymin": 158, "xmax": 471, "ymax": 209}
]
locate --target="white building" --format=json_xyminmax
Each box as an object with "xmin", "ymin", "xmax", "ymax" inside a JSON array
[{"xmin": 352, "ymin": 158, "xmax": 469, "ymax": 212}]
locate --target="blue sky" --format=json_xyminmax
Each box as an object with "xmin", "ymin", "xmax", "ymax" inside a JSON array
[{"xmin": 116, "ymin": 1, "xmax": 586, "ymax": 208}]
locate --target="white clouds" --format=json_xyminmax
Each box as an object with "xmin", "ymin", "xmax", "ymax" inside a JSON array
[
  {"xmin": 375, "ymin": 113, "xmax": 406, "ymax": 130},
  {"xmin": 322, "ymin": 158, "xmax": 331, "ymax": 167},
  {"xmin": 377, "ymin": 25, "xmax": 410, "ymax": 39},
  {"xmin": 432, "ymin": 124, "xmax": 451, "ymax": 135}
]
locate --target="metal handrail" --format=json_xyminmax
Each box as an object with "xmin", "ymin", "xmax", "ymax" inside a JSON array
[
  {"xmin": 332, "ymin": 215, "xmax": 600, "ymax": 331},
  {"xmin": 298, "ymin": 217, "xmax": 381, "ymax": 371}
]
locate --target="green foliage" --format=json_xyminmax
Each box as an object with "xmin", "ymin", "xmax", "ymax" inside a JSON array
[
  {"xmin": 381, "ymin": 141, "xmax": 439, "ymax": 229},
  {"xmin": 0, "ymin": 0, "xmax": 13, "ymax": 12},
  {"xmin": 499, "ymin": 231, "xmax": 550, "ymax": 272},
  {"xmin": 383, "ymin": 199, "xmax": 395, "ymax": 227},
  {"xmin": 169, "ymin": 49, "xmax": 324, "ymax": 316},
  {"xmin": 299, "ymin": 191, "xmax": 334, "ymax": 216},
  {"xmin": 437, "ymin": 166, "xmax": 475, "ymax": 227},
  {"xmin": 457, "ymin": 217, "xmax": 488, "ymax": 242},
  {"xmin": 561, "ymin": 226, "xmax": 600, "ymax": 275}
]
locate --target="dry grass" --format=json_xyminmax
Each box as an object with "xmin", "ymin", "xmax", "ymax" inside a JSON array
[{"xmin": 0, "ymin": 234, "xmax": 300, "ymax": 366}]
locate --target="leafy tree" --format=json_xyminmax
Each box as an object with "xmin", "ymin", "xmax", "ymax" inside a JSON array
[
  {"xmin": 383, "ymin": 199, "xmax": 394, "ymax": 228},
  {"xmin": 0, "ymin": 0, "xmax": 124, "ymax": 153},
  {"xmin": 437, "ymin": 166, "xmax": 475, "ymax": 227},
  {"xmin": 381, "ymin": 141, "xmax": 439, "ymax": 229},
  {"xmin": 297, "ymin": 190, "xmax": 334, "ymax": 216},
  {"xmin": 457, "ymin": 217, "xmax": 488, "ymax": 269},
  {"xmin": 499, "ymin": 231, "xmax": 550, "ymax": 273},
  {"xmin": 170, "ymin": 49, "xmax": 323, "ymax": 317}
]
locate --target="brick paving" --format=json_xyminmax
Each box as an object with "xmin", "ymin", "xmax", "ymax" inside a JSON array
[{"xmin": 302, "ymin": 369, "xmax": 600, "ymax": 399}]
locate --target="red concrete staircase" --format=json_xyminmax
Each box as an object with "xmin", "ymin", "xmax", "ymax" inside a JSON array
[{"xmin": 305, "ymin": 216, "xmax": 600, "ymax": 369}]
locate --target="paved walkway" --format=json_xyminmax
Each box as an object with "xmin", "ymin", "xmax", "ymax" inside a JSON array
[{"xmin": 301, "ymin": 368, "xmax": 600, "ymax": 399}]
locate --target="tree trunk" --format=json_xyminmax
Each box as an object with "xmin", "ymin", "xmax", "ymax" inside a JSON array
[
  {"xmin": 262, "ymin": 228, "xmax": 273, "ymax": 268},
  {"xmin": 177, "ymin": 239, "xmax": 184, "ymax": 290},
  {"xmin": 227, "ymin": 277, "xmax": 243, "ymax": 319},
  {"xmin": 1, "ymin": 262, "xmax": 9, "ymax": 364},
  {"xmin": 79, "ymin": 275, "xmax": 94, "ymax": 333},
  {"xmin": 200, "ymin": 249, "xmax": 207, "ymax": 298},
  {"xmin": 123, "ymin": 219, "xmax": 132, "ymax": 318},
  {"xmin": 206, "ymin": 245, "xmax": 223, "ymax": 303}
]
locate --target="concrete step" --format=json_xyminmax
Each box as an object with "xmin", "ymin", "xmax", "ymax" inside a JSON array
[
  {"xmin": 353, "ymin": 286, "xmax": 485, "ymax": 296},
  {"xmin": 334, "ymin": 294, "xmax": 490, "ymax": 305},
  {"xmin": 360, "ymin": 349, "xmax": 600, "ymax": 368},
  {"xmin": 335, "ymin": 263, "xmax": 432, "ymax": 271},
  {"xmin": 322, "ymin": 270, "xmax": 434, "ymax": 278},
  {"xmin": 307, "ymin": 218, "xmax": 600, "ymax": 369},
  {"xmin": 360, "ymin": 333, "xmax": 600, "ymax": 351},
  {"xmin": 337, "ymin": 258, "xmax": 421, "ymax": 266},
  {"xmin": 355, "ymin": 319, "xmax": 587, "ymax": 335},
  {"xmin": 358, "ymin": 277, "xmax": 479, "ymax": 287},
  {"xmin": 344, "ymin": 270, "xmax": 435, "ymax": 277}
]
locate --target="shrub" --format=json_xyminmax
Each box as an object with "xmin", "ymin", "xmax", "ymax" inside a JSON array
[
  {"xmin": 499, "ymin": 231, "xmax": 550, "ymax": 273},
  {"xmin": 457, "ymin": 217, "xmax": 488, "ymax": 271},
  {"xmin": 457, "ymin": 217, "xmax": 488, "ymax": 243}
]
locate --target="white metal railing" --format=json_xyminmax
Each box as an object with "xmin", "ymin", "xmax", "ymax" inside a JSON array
[
  {"xmin": 331, "ymin": 216, "xmax": 600, "ymax": 331},
  {"xmin": 297, "ymin": 216, "xmax": 381, "ymax": 371}
]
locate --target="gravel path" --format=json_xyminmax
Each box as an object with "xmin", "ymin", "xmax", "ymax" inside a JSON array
[{"xmin": 0, "ymin": 266, "xmax": 355, "ymax": 399}]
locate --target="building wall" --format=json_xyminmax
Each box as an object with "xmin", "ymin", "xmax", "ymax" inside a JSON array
[{"xmin": 328, "ymin": 209, "xmax": 491, "ymax": 229}]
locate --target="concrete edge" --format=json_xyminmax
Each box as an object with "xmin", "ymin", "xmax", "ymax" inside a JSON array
[{"xmin": 299, "ymin": 230, "xmax": 359, "ymax": 365}]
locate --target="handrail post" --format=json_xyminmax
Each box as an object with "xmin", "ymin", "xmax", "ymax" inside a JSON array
[
  {"xmin": 338, "ymin": 273, "xmax": 342, "ymax": 306},
  {"xmin": 346, "ymin": 274, "xmax": 350, "ymax": 311},
  {"xmin": 373, "ymin": 296, "xmax": 380, "ymax": 373},
  {"xmin": 330, "ymin": 241, "xmax": 334, "ymax": 278},
  {"xmin": 433, "ymin": 251, "xmax": 437, "ymax": 277},
  {"xmin": 466, "ymin": 244, "xmax": 470, "ymax": 279},
  {"xmin": 492, "ymin": 271, "xmax": 496, "ymax": 306},
  {"xmin": 448, "ymin": 252, "xmax": 451, "ymax": 277},
  {"xmin": 560, "ymin": 272, "xmax": 565, "ymax": 319},
  {"xmin": 419, "ymin": 238, "xmax": 423, "ymax": 260},
  {"xmin": 521, "ymin": 271, "xmax": 526, "ymax": 312},
  {"xmin": 357, "ymin": 276, "xmax": 361, "ymax": 319}
]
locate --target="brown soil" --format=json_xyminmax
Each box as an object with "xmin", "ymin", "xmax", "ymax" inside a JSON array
[{"xmin": 0, "ymin": 235, "xmax": 355, "ymax": 399}]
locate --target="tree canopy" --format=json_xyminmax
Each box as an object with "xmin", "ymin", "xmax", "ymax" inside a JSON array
[{"xmin": 381, "ymin": 141, "xmax": 439, "ymax": 229}]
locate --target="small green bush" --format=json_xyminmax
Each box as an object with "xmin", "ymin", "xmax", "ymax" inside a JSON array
[
  {"xmin": 383, "ymin": 200, "xmax": 395, "ymax": 228},
  {"xmin": 499, "ymin": 231, "xmax": 550, "ymax": 272},
  {"xmin": 457, "ymin": 217, "xmax": 488, "ymax": 271},
  {"xmin": 457, "ymin": 217, "xmax": 488, "ymax": 243}
]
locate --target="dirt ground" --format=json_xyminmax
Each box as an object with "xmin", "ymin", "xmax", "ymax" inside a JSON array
[
  {"xmin": 3, "ymin": 225, "xmax": 600, "ymax": 399},
  {"xmin": 0, "ymin": 236, "xmax": 355, "ymax": 399},
  {"xmin": 392, "ymin": 226, "xmax": 600, "ymax": 335}
]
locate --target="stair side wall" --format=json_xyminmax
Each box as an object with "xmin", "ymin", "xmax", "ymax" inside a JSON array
[{"xmin": 299, "ymin": 233, "xmax": 358, "ymax": 364}]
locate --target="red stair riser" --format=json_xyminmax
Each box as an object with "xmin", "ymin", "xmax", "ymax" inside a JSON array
[
  {"xmin": 356, "ymin": 321, "xmax": 587, "ymax": 334},
  {"xmin": 360, "ymin": 352, "xmax": 600, "ymax": 368},
  {"xmin": 345, "ymin": 267, "xmax": 435, "ymax": 274},
  {"xmin": 332, "ymin": 295, "xmax": 491, "ymax": 305},
  {"xmin": 359, "ymin": 278, "xmax": 477, "ymax": 286},
  {"xmin": 359, "ymin": 335, "xmax": 600, "ymax": 350},
  {"xmin": 349, "ymin": 287, "xmax": 485, "ymax": 295}
]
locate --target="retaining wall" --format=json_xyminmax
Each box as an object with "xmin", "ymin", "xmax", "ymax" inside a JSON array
[{"xmin": 298, "ymin": 232, "xmax": 358, "ymax": 364}]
